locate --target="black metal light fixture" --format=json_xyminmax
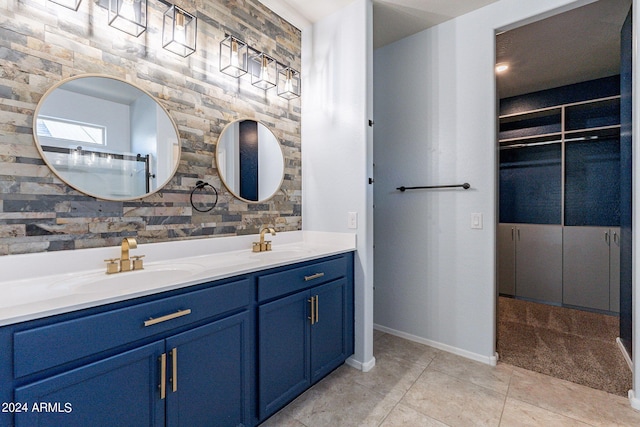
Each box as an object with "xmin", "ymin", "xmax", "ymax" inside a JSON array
[
  {"xmin": 277, "ymin": 66, "xmax": 301, "ymax": 99},
  {"xmin": 51, "ymin": 0, "xmax": 198, "ymax": 56},
  {"xmin": 162, "ymin": 5, "xmax": 197, "ymax": 57},
  {"xmin": 220, "ymin": 35, "xmax": 301, "ymax": 98},
  {"xmin": 251, "ymin": 53, "xmax": 277, "ymax": 90},
  {"xmin": 108, "ymin": 0, "xmax": 147, "ymax": 37},
  {"xmin": 220, "ymin": 35, "xmax": 248, "ymax": 78}
]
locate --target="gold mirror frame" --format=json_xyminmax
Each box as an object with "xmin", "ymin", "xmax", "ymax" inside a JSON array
[
  {"xmin": 215, "ymin": 118, "xmax": 285, "ymax": 203},
  {"xmin": 33, "ymin": 74, "xmax": 181, "ymax": 201}
]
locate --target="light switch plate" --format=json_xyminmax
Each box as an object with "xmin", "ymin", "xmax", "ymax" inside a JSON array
[
  {"xmin": 471, "ymin": 213, "xmax": 483, "ymax": 229},
  {"xmin": 348, "ymin": 212, "xmax": 358, "ymax": 229}
]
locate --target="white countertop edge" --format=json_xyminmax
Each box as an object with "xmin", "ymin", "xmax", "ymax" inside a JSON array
[{"xmin": 0, "ymin": 231, "xmax": 356, "ymax": 327}]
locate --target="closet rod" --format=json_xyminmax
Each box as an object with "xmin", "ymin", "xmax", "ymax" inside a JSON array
[
  {"xmin": 499, "ymin": 140, "xmax": 561, "ymax": 150},
  {"xmin": 397, "ymin": 183, "xmax": 470, "ymax": 192}
]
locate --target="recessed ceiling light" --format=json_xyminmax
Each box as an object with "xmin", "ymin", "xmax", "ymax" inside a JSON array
[{"xmin": 496, "ymin": 63, "xmax": 509, "ymax": 73}]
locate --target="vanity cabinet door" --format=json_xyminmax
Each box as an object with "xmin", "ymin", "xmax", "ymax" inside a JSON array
[
  {"xmin": 258, "ymin": 277, "xmax": 354, "ymax": 421},
  {"xmin": 14, "ymin": 341, "xmax": 165, "ymax": 427},
  {"xmin": 310, "ymin": 278, "xmax": 352, "ymax": 383},
  {"xmin": 165, "ymin": 311, "xmax": 252, "ymax": 427},
  {"xmin": 258, "ymin": 290, "xmax": 310, "ymax": 420}
]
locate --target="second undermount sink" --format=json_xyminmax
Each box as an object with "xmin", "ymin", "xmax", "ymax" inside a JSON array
[{"xmin": 49, "ymin": 263, "xmax": 206, "ymax": 295}]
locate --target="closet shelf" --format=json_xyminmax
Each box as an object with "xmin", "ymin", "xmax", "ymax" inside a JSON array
[{"xmin": 498, "ymin": 95, "xmax": 621, "ymax": 149}]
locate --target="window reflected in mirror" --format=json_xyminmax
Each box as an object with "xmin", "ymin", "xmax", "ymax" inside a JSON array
[{"xmin": 33, "ymin": 75, "xmax": 181, "ymax": 200}]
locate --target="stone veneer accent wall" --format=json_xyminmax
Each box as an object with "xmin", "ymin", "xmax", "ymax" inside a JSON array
[{"xmin": 0, "ymin": 0, "xmax": 302, "ymax": 255}]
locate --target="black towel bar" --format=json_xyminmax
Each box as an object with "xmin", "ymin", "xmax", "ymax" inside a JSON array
[{"xmin": 397, "ymin": 183, "xmax": 470, "ymax": 192}]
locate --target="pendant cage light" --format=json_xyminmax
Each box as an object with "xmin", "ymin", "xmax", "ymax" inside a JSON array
[
  {"xmin": 277, "ymin": 66, "xmax": 301, "ymax": 99},
  {"xmin": 162, "ymin": 5, "xmax": 196, "ymax": 57},
  {"xmin": 250, "ymin": 53, "xmax": 277, "ymax": 90},
  {"xmin": 220, "ymin": 35, "xmax": 248, "ymax": 78},
  {"xmin": 108, "ymin": 0, "xmax": 147, "ymax": 37},
  {"xmin": 49, "ymin": 0, "xmax": 82, "ymax": 11}
]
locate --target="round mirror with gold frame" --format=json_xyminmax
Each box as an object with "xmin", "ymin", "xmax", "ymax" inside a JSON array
[
  {"xmin": 216, "ymin": 119, "xmax": 285, "ymax": 203},
  {"xmin": 33, "ymin": 74, "xmax": 181, "ymax": 201}
]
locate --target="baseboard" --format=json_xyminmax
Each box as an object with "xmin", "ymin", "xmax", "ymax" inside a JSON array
[
  {"xmin": 373, "ymin": 324, "xmax": 498, "ymax": 366},
  {"xmin": 345, "ymin": 355, "xmax": 376, "ymax": 372},
  {"xmin": 616, "ymin": 337, "xmax": 633, "ymax": 372},
  {"xmin": 629, "ymin": 390, "xmax": 640, "ymax": 412}
]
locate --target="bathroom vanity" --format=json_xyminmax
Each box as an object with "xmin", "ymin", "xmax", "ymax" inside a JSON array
[{"xmin": 0, "ymin": 232, "xmax": 355, "ymax": 427}]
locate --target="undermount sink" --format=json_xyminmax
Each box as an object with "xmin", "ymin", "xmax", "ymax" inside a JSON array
[{"xmin": 49, "ymin": 263, "xmax": 205, "ymax": 295}]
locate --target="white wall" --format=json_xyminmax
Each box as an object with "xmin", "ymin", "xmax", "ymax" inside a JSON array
[
  {"xmin": 302, "ymin": 0, "xmax": 375, "ymax": 370},
  {"xmin": 373, "ymin": 0, "xmax": 599, "ymax": 365}
]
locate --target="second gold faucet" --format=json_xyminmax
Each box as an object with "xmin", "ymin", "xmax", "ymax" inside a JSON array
[
  {"xmin": 105, "ymin": 237, "xmax": 145, "ymax": 274},
  {"xmin": 253, "ymin": 227, "xmax": 276, "ymax": 252}
]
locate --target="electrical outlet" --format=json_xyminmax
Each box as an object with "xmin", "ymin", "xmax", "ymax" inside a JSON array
[{"xmin": 348, "ymin": 212, "xmax": 358, "ymax": 229}]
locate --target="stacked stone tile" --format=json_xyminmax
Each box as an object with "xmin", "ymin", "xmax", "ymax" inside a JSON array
[{"xmin": 0, "ymin": 0, "xmax": 302, "ymax": 255}]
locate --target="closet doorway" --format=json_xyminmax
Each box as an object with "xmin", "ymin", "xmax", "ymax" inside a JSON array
[{"xmin": 495, "ymin": 0, "xmax": 632, "ymax": 396}]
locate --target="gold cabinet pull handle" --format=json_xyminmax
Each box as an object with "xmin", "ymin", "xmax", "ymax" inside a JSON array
[
  {"xmin": 304, "ymin": 272, "xmax": 325, "ymax": 281},
  {"xmin": 170, "ymin": 348, "xmax": 178, "ymax": 392},
  {"xmin": 159, "ymin": 353, "xmax": 167, "ymax": 399},
  {"xmin": 144, "ymin": 309, "xmax": 192, "ymax": 327},
  {"xmin": 315, "ymin": 295, "xmax": 319, "ymax": 323},
  {"xmin": 308, "ymin": 296, "xmax": 315, "ymax": 325}
]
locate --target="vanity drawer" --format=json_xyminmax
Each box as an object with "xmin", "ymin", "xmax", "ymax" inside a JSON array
[
  {"xmin": 257, "ymin": 255, "xmax": 348, "ymax": 302},
  {"xmin": 13, "ymin": 278, "xmax": 252, "ymax": 378}
]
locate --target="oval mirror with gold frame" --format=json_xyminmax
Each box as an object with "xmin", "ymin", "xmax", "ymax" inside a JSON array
[
  {"xmin": 216, "ymin": 119, "xmax": 285, "ymax": 203},
  {"xmin": 33, "ymin": 74, "xmax": 181, "ymax": 201}
]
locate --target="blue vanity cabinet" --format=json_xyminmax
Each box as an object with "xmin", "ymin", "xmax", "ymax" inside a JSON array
[
  {"xmin": 258, "ymin": 290, "xmax": 311, "ymax": 418},
  {"xmin": 8, "ymin": 277, "xmax": 254, "ymax": 427},
  {"xmin": 309, "ymin": 278, "xmax": 352, "ymax": 382},
  {"xmin": 165, "ymin": 310, "xmax": 252, "ymax": 427},
  {"xmin": 14, "ymin": 341, "xmax": 166, "ymax": 427},
  {"xmin": 257, "ymin": 253, "xmax": 354, "ymax": 421},
  {"xmin": 1, "ymin": 251, "xmax": 355, "ymax": 427}
]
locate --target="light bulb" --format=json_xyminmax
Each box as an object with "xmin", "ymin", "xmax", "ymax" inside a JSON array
[
  {"xmin": 259, "ymin": 56, "xmax": 270, "ymax": 82},
  {"xmin": 174, "ymin": 10, "xmax": 185, "ymax": 45},
  {"xmin": 119, "ymin": 0, "xmax": 136, "ymax": 21},
  {"xmin": 284, "ymin": 69, "xmax": 293, "ymax": 93},
  {"xmin": 231, "ymin": 39, "xmax": 239, "ymax": 68}
]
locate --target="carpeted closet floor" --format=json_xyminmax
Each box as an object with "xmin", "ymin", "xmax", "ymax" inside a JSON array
[{"xmin": 497, "ymin": 296, "xmax": 632, "ymax": 397}]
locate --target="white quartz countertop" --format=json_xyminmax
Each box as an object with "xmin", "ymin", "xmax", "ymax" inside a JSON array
[{"xmin": 0, "ymin": 231, "xmax": 356, "ymax": 326}]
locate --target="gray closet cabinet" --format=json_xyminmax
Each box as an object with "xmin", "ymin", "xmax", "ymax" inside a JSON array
[
  {"xmin": 563, "ymin": 226, "xmax": 620, "ymax": 312},
  {"xmin": 497, "ymin": 224, "xmax": 516, "ymax": 296},
  {"xmin": 498, "ymin": 223, "xmax": 563, "ymax": 304}
]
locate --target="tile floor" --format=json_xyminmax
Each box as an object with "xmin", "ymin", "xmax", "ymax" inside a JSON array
[{"xmin": 260, "ymin": 331, "xmax": 640, "ymax": 427}]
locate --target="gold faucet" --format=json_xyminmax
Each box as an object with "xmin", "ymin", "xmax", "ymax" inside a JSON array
[
  {"xmin": 105, "ymin": 237, "xmax": 144, "ymax": 274},
  {"xmin": 120, "ymin": 237, "xmax": 137, "ymax": 272},
  {"xmin": 253, "ymin": 227, "xmax": 276, "ymax": 252}
]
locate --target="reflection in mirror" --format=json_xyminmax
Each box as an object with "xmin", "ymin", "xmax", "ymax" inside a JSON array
[
  {"xmin": 216, "ymin": 120, "xmax": 284, "ymax": 202},
  {"xmin": 33, "ymin": 75, "xmax": 181, "ymax": 200}
]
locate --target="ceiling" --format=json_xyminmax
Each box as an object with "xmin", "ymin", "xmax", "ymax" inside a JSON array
[
  {"xmin": 259, "ymin": 0, "xmax": 498, "ymax": 47},
  {"xmin": 497, "ymin": 0, "xmax": 631, "ymax": 98},
  {"xmin": 371, "ymin": 0, "xmax": 498, "ymax": 48},
  {"xmin": 260, "ymin": 0, "xmax": 632, "ymax": 98}
]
